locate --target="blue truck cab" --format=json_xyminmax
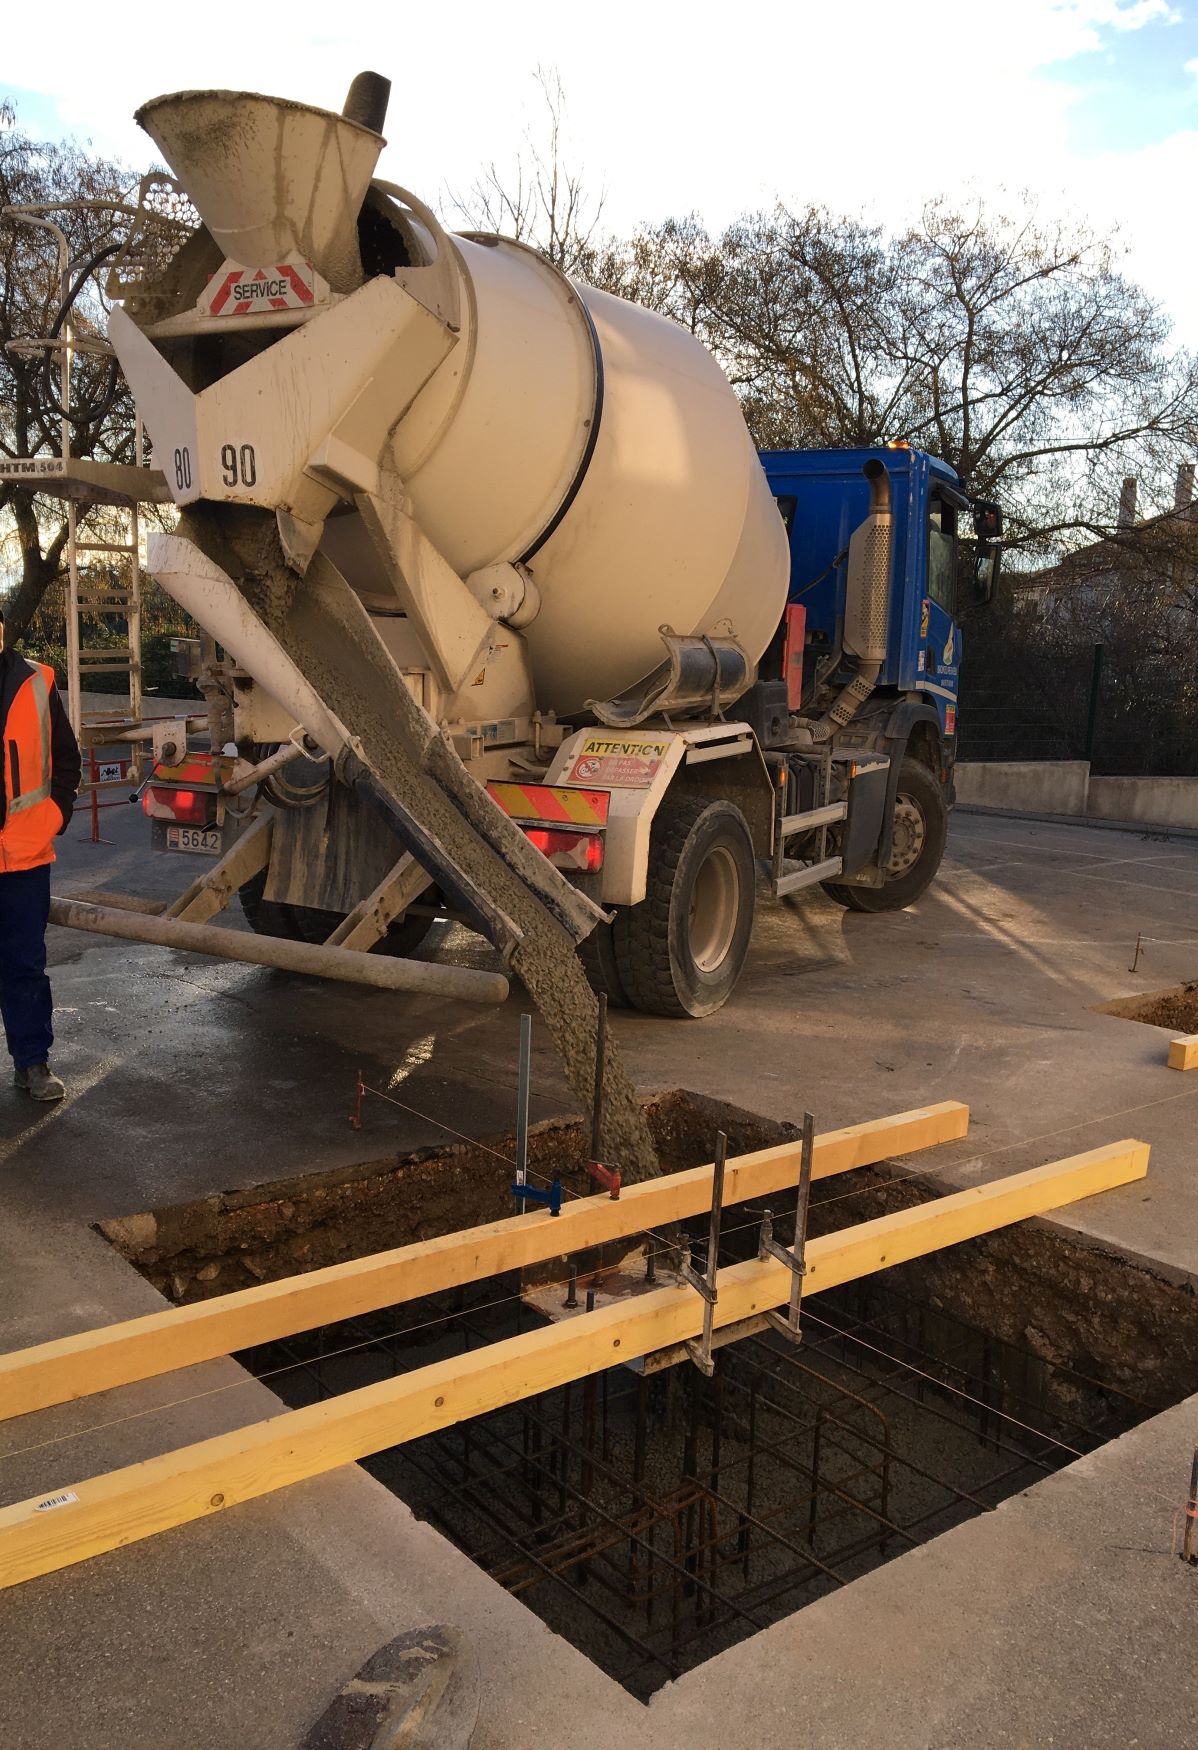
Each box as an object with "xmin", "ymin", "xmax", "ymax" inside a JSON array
[{"xmin": 744, "ymin": 445, "xmax": 1000, "ymax": 912}]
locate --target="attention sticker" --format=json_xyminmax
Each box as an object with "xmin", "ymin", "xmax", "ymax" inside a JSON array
[{"xmin": 567, "ymin": 737, "xmax": 669, "ymax": 788}]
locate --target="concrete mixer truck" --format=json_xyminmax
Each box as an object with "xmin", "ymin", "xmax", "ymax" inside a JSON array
[{"xmin": 46, "ymin": 71, "xmax": 1000, "ymax": 1021}]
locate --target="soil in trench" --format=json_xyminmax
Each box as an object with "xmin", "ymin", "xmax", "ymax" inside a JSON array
[{"xmin": 1131, "ymin": 983, "xmax": 1198, "ymax": 1033}]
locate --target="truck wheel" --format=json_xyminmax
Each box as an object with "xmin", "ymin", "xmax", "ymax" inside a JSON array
[
  {"xmin": 239, "ymin": 871, "xmax": 305, "ymax": 940},
  {"xmin": 577, "ymin": 919, "xmax": 629, "ymax": 1007},
  {"xmin": 613, "ymin": 797, "xmax": 756, "ymax": 1018},
  {"xmin": 822, "ymin": 758, "xmax": 947, "ymax": 913}
]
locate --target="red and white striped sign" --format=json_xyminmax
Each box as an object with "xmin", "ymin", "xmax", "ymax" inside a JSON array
[{"xmin": 204, "ymin": 261, "xmax": 317, "ymax": 316}]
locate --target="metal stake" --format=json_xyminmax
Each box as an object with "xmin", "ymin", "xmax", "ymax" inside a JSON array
[
  {"xmin": 1183, "ymin": 1447, "xmax": 1198, "ymax": 1567},
  {"xmin": 510, "ymin": 1017, "xmax": 560, "ymax": 1216},
  {"xmin": 515, "ymin": 1012, "xmax": 532, "ymax": 1189},
  {"xmin": 591, "ymin": 994, "xmax": 606, "ymax": 1162}
]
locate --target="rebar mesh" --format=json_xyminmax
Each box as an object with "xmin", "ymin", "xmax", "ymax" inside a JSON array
[{"xmin": 239, "ymin": 1274, "xmax": 1149, "ymax": 1700}]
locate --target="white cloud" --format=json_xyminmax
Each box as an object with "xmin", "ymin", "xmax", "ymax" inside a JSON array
[
  {"xmin": 1100, "ymin": 0, "xmax": 1181, "ymax": 30},
  {"xmin": 3, "ymin": 0, "xmax": 1196, "ymax": 340}
]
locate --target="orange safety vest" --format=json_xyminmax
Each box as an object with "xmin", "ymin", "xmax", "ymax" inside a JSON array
[{"xmin": 0, "ymin": 662, "xmax": 62, "ymax": 872}]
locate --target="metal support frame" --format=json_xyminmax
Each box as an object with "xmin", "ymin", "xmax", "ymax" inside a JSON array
[
  {"xmin": 681, "ymin": 1131, "xmax": 728, "ymax": 1377},
  {"xmin": 758, "ymin": 1110, "xmax": 816, "ymax": 1344},
  {"xmin": 164, "ymin": 812, "xmax": 274, "ymax": 923},
  {"xmin": 323, "ymin": 852, "xmax": 433, "ymax": 952}
]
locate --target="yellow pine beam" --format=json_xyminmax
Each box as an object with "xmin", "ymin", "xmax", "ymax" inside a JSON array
[
  {"xmin": 0, "ymin": 1138, "xmax": 1146, "ymax": 1592},
  {"xmin": 1168, "ymin": 1036, "xmax": 1198, "ymax": 1071},
  {"xmin": 0, "ymin": 1102, "xmax": 968, "ymax": 1424}
]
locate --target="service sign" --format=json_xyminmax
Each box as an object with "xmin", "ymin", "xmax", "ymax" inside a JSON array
[
  {"xmin": 200, "ymin": 259, "xmax": 320, "ymax": 318},
  {"xmin": 566, "ymin": 735, "xmax": 669, "ymax": 788}
]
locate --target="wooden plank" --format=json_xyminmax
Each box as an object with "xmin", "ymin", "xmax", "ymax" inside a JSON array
[
  {"xmin": 167, "ymin": 812, "xmax": 273, "ymax": 924},
  {"xmin": 0, "ymin": 1138, "xmax": 1146, "ymax": 1592},
  {"xmin": 0, "ymin": 1103, "xmax": 969, "ymax": 1424},
  {"xmin": 1168, "ymin": 1036, "xmax": 1198, "ymax": 1071}
]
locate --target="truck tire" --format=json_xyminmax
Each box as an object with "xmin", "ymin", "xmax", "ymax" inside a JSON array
[
  {"xmin": 577, "ymin": 919, "xmax": 629, "ymax": 1007},
  {"xmin": 822, "ymin": 758, "xmax": 947, "ymax": 913},
  {"xmin": 239, "ymin": 871, "xmax": 305, "ymax": 940},
  {"xmin": 613, "ymin": 797, "xmax": 755, "ymax": 1018}
]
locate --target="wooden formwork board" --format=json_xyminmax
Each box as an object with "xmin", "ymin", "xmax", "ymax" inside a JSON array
[
  {"xmin": 1168, "ymin": 1036, "xmax": 1198, "ymax": 1072},
  {"xmin": 0, "ymin": 1139, "xmax": 1148, "ymax": 1591},
  {"xmin": 0, "ymin": 1101, "xmax": 969, "ymax": 1424}
]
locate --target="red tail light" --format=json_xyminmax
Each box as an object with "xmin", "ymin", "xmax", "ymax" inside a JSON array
[
  {"xmin": 525, "ymin": 827, "xmax": 604, "ymax": 873},
  {"xmin": 142, "ymin": 785, "xmax": 212, "ymax": 826}
]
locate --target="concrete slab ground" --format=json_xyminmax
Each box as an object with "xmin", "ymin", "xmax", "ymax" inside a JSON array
[{"xmin": 2, "ymin": 796, "xmax": 1198, "ymax": 1748}]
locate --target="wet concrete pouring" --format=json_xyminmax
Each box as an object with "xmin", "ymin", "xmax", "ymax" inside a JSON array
[{"xmin": 178, "ymin": 504, "xmax": 661, "ymax": 1184}]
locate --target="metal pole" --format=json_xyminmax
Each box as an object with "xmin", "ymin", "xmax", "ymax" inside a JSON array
[
  {"xmin": 700, "ymin": 1133, "xmax": 728, "ymax": 1368},
  {"xmin": 1183, "ymin": 1447, "xmax": 1198, "ymax": 1566},
  {"xmin": 89, "ymin": 747, "xmax": 100, "ymax": 844},
  {"xmin": 1083, "ymin": 642, "xmax": 1104, "ymax": 764},
  {"xmin": 47, "ymin": 896, "xmax": 511, "ymax": 1002},
  {"xmin": 515, "ymin": 1012, "xmax": 532, "ymax": 1189},
  {"xmin": 785, "ymin": 1109, "xmax": 816, "ymax": 1333},
  {"xmin": 66, "ymin": 502, "xmax": 82, "ymax": 740},
  {"xmin": 591, "ymin": 993, "xmax": 607, "ymax": 1162}
]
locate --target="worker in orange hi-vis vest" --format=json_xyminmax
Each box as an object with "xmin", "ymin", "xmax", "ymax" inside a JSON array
[{"xmin": 0, "ymin": 608, "xmax": 81, "ymax": 1101}]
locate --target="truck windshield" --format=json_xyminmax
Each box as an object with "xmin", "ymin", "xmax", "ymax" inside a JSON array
[{"xmin": 927, "ymin": 502, "xmax": 957, "ymax": 616}]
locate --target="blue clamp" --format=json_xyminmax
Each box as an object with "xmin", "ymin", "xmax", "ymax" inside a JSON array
[{"xmin": 511, "ymin": 1173, "xmax": 562, "ymax": 1217}]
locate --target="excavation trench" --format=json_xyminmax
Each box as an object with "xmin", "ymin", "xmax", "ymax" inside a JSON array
[
  {"xmin": 1097, "ymin": 980, "xmax": 1198, "ymax": 1034},
  {"xmin": 101, "ymin": 1089, "xmax": 1198, "ymax": 1700}
]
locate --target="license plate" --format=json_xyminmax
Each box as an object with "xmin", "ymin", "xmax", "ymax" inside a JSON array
[{"xmin": 166, "ymin": 825, "xmax": 222, "ymax": 854}]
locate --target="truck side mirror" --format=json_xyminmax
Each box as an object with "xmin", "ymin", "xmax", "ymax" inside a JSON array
[
  {"xmin": 971, "ymin": 500, "xmax": 1002, "ymax": 605},
  {"xmin": 974, "ymin": 541, "xmax": 1000, "ymax": 604}
]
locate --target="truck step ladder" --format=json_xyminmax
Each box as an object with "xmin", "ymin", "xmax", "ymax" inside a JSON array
[{"xmin": 767, "ymin": 747, "xmax": 846, "ymax": 897}]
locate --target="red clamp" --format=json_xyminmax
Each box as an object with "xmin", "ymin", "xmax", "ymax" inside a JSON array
[
  {"xmin": 586, "ymin": 1159, "xmax": 621, "ymax": 1199},
  {"xmin": 349, "ymin": 1069, "xmax": 365, "ymax": 1131}
]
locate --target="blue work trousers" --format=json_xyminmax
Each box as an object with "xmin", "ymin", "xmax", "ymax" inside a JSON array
[{"xmin": 0, "ymin": 865, "xmax": 54, "ymax": 1070}]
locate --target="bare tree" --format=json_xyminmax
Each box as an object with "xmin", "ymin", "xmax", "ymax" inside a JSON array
[
  {"xmin": 611, "ymin": 196, "xmax": 1198, "ymax": 560},
  {"xmin": 886, "ymin": 201, "xmax": 1198, "ymax": 559},
  {"xmin": 447, "ymin": 67, "xmax": 605, "ymax": 274},
  {"xmin": 0, "ymin": 105, "xmax": 142, "ymax": 638}
]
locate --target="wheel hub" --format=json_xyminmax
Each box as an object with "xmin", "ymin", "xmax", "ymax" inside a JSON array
[
  {"xmin": 886, "ymin": 794, "xmax": 926, "ymax": 878},
  {"xmin": 688, "ymin": 846, "xmax": 740, "ymax": 972}
]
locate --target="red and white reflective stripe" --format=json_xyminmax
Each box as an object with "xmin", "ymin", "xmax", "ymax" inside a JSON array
[{"xmin": 208, "ymin": 264, "xmax": 316, "ymax": 316}]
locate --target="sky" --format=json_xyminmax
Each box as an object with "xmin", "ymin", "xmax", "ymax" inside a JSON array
[{"xmin": 3, "ymin": 0, "xmax": 1198, "ymax": 341}]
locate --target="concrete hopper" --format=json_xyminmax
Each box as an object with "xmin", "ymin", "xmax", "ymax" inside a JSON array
[{"xmin": 135, "ymin": 87, "xmax": 386, "ymax": 292}]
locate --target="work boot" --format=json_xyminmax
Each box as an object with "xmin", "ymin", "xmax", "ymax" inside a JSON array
[{"xmin": 14, "ymin": 1063, "xmax": 65, "ymax": 1103}]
